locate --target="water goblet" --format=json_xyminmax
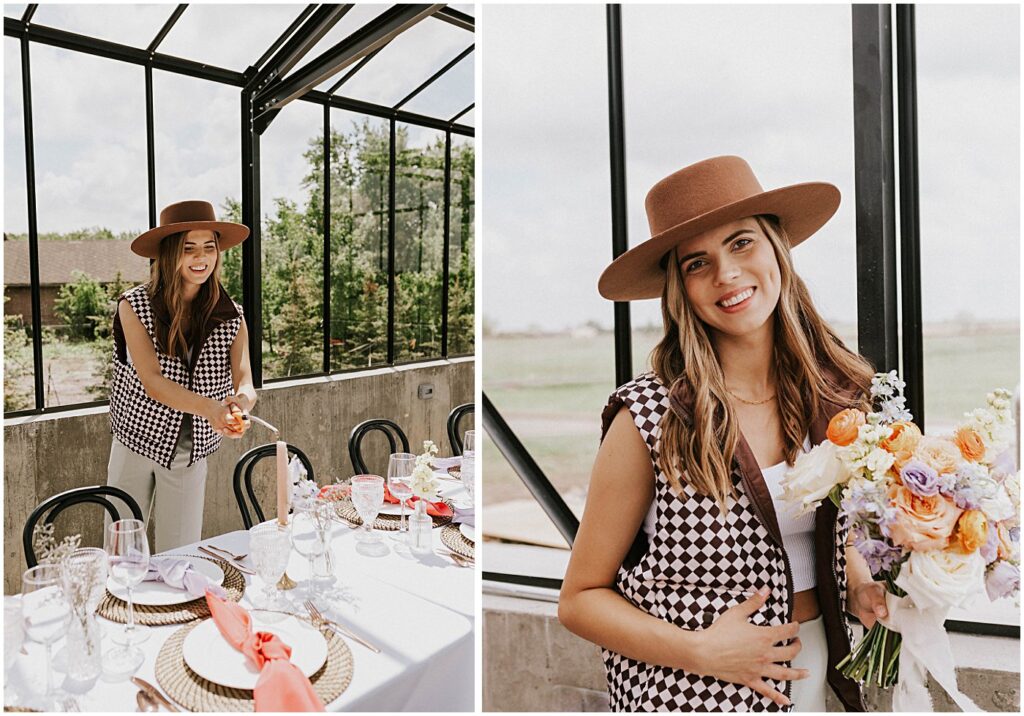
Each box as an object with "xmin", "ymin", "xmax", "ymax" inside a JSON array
[
  {"xmin": 21, "ymin": 563, "xmax": 71, "ymax": 707},
  {"xmin": 462, "ymin": 454, "xmax": 476, "ymax": 503},
  {"xmin": 249, "ymin": 522, "xmax": 292, "ymax": 611},
  {"xmin": 290, "ymin": 502, "xmax": 332, "ymax": 599},
  {"xmin": 463, "ymin": 429, "xmax": 475, "ymax": 457},
  {"xmin": 387, "ymin": 453, "xmax": 416, "ymax": 539},
  {"xmin": 104, "ymin": 518, "xmax": 150, "ymax": 673},
  {"xmin": 351, "ymin": 475, "xmax": 385, "ymax": 543}
]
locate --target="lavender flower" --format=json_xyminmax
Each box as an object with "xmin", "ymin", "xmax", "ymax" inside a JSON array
[
  {"xmin": 900, "ymin": 460, "xmax": 941, "ymax": 497},
  {"xmin": 855, "ymin": 537, "xmax": 903, "ymax": 576},
  {"xmin": 985, "ymin": 561, "xmax": 1020, "ymax": 601}
]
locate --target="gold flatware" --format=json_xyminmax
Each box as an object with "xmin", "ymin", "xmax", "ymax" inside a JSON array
[
  {"xmin": 197, "ymin": 546, "xmax": 255, "ymax": 575},
  {"xmin": 435, "ymin": 549, "xmax": 473, "ymax": 567},
  {"xmin": 132, "ymin": 676, "xmax": 179, "ymax": 712},
  {"xmin": 205, "ymin": 544, "xmax": 248, "ymax": 561},
  {"xmin": 303, "ymin": 599, "xmax": 381, "ymax": 654},
  {"xmin": 136, "ymin": 690, "xmax": 158, "ymax": 712}
]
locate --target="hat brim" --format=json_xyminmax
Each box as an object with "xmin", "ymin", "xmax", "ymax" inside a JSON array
[
  {"xmin": 597, "ymin": 182, "xmax": 840, "ymax": 301},
  {"xmin": 131, "ymin": 221, "xmax": 250, "ymax": 259}
]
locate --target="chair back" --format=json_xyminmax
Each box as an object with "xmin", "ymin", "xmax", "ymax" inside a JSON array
[
  {"xmin": 447, "ymin": 403, "xmax": 475, "ymax": 455},
  {"xmin": 23, "ymin": 485, "xmax": 143, "ymax": 568},
  {"xmin": 233, "ymin": 443, "xmax": 316, "ymax": 529},
  {"xmin": 348, "ymin": 419, "xmax": 410, "ymax": 475}
]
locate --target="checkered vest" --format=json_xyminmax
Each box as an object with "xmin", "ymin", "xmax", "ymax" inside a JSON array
[
  {"xmin": 599, "ymin": 372, "xmax": 859, "ymax": 712},
  {"xmin": 109, "ymin": 284, "xmax": 242, "ymax": 469}
]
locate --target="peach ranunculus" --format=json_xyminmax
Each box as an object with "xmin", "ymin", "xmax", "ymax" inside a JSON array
[
  {"xmin": 912, "ymin": 435, "xmax": 962, "ymax": 475},
  {"xmin": 953, "ymin": 427, "xmax": 986, "ymax": 463},
  {"xmin": 996, "ymin": 523, "xmax": 1019, "ymax": 561},
  {"xmin": 881, "ymin": 420, "xmax": 923, "ymax": 473},
  {"xmin": 887, "ymin": 485, "xmax": 963, "ymax": 551},
  {"xmin": 951, "ymin": 510, "xmax": 988, "ymax": 554},
  {"xmin": 827, "ymin": 409, "xmax": 866, "ymax": 447}
]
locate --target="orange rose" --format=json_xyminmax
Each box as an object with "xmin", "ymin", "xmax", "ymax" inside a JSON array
[
  {"xmin": 913, "ymin": 436, "xmax": 962, "ymax": 475},
  {"xmin": 882, "ymin": 421, "xmax": 923, "ymax": 473},
  {"xmin": 953, "ymin": 427, "xmax": 986, "ymax": 463},
  {"xmin": 997, "ymin": 523, "xmax": 1018, "ymax": 561},
  {"xmin": 887, "ymin": 485, "xmax": 963, "ymax": 551},
  {"xmin": 951, "ymin": 510, "xmax": 988, "ymax": 553},
  {"xmin": 827, "ymin": 409, "xmax": 866, "ymax": 447}
]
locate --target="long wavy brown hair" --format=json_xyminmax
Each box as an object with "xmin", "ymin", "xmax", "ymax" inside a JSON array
[
  {"xmin": 652, "ymin": 214, "xmax": 873, "ymax": 509},
  {"xmin": 148, "ymin": 230, "xmax": 223, "ymax": 363}
]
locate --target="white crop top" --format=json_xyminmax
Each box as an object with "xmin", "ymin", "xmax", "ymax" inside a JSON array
[{"xmin": 642, "ymin": 436, "xmax": 817, "ymax": 591}]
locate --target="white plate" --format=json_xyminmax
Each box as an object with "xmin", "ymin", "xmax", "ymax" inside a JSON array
[
  {"xmin": 459, "ymin": 524, "xmax": 475, "ymax": 543},
  {"xmin": 379, "ymin": 501, "xmax": 409, "ymax": 515},
  {"xmin": 182, "ymin": 615, "xmax": 328, "ymax": 690},
  {"xmin": 107, "ymin": 557, "xmax": 224, "ymax": 606}
]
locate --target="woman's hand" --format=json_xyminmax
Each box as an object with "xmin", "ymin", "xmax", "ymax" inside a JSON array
[
  {"xmin": 224, "ymin": 392, "xmax": 252, "ymax": 414},
  {"xmin": 203, "ymin": 399, "xmax": 244, "ymax": 437},
  {"xmin": 847, "ymin": 578, "xmax": 889, "ymax": 629},
  {"xmin": 696, "ymin": 587, "xmax": 807, "ymax": 708}
]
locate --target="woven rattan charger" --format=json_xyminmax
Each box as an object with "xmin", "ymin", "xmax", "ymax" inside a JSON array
[
  {"xmin": 96, "ymin": 554, "xmax": 245, "ymax": 626},
  {"xmin": 440, "ymin": 524, "xmax": 474, "ymax": 560},
  {"xmin": 154, "ymin": 619, "xmax": 353, "ymax": 711},
  {"xmin": 334, "ymin": 498, "xmax": 454, "ymax": 531}
]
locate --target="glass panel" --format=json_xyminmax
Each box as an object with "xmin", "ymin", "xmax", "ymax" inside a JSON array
[
  {"xmin": 621, "ymin": 4, "xmax": 858, "ymax": 374},
  {"xmin": 454, "ymin": 107, "xmax": 474, "ymax": 127},
  {"xmin": 159, "ymin": 4, "xmax": 306, "ymax": 70},
  {"xmin": 4, "ymin": 37, "xmax": 36, "ymax": 412},
  {"xmin": 394, "ymin": 123, "xmax": 446, "ymax": 361},
  {"xmin": 447, "ymin": 133, "xmax": 474, "ymax": 355},
  {"xmin": 260, "ymin": 99, "xmax": 324, "ymax": 379},
  {"xmin": 152, "ymin": 70, "xmax": 242, "ymax": 304},
  {"xmin": 450, "ymin": 4, "xmax": 474, "ymax": 18},
  {"xmin": 30, "ymin": 4, "xmax": 171, "ymax": 48},
  {"xmin": 401, "ymin": 49, "xmax": 474, "ymax": 120},
  {"xmin": 29, "ymin": 43, "xmax": 148, "ymax": 407},
  {"xmin": 4, "ymin": 4, "xmax": 28, "ymax": 19},
  {"xmin": 328, "ymin": 109, "xmax": 391, "ymax": 370},
  {"xmin": 335, "ymin": 16, "xmax": 468, "ymax": 107},
  {"xmin": 306, "ymin": 4, "xmax": 393, "ymax": 93},
  {"xmin": 481, "ymin": 5, "xmax": 609, "ymax": 551}
]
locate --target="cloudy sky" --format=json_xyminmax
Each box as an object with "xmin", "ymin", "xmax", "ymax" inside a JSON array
[
  {"xmin": 4, "ymin": 3, "xmax": 473, "ymax": 236},
  {"xmin": 481, "ymin": 3, "xmax": 1019, "ymax": 331}
]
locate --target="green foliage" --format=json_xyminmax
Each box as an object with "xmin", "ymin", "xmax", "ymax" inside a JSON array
[
  {"xmin": 3, "ymin": 297, "xmax": 33, "ymax": 411},
  {"xmin": 53, "ymin": 270, "xmax": 108, "ymax": 341}
]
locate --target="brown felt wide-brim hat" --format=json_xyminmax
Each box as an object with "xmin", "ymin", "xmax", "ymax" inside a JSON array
[
  {"xmin": 131, "ymin": 200, "xmax": 250, "ymax": 258},
  {"xmin": 598, "ymin": 156, "xmax": 840, "ymax": 301}
]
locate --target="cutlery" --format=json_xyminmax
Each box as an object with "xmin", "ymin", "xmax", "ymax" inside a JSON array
[
  {"xmin": 62, "ymin": 697, "xmax": 81, "ymax": 712},
  {"xmin": 132, "ymin": 677, "xmax": 180, "ymax": 712},
  {"xmin": 197, "ymin": 546, "xmax": 256, "ymax": 575},
  {"xmin": 435, "ymin": 549, "xmax": 473, "ymax": 567},
  {"xmin": 303, "ymin": 600, "xmax": 381, "ymax": 654},
  {"xmin": 135, "ymin": 691, "xmax": 158, "ymax": 712},
  {"xmin": 205, "ymin": 544, "xmax": 249, "ymax": 561}
]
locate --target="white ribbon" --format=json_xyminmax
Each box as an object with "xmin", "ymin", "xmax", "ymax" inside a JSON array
[{"xmin": 877, "ymin": 592, "xmax": 981, "ymax": 712}]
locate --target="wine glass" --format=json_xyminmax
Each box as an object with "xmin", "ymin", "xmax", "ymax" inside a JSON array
[
  {"xmin": 290, "ymin": 502, "xmax": 331, "ymax": 599},
  {"xmin": 387, "ymin": 453, "xmax": 416, "ymax": 538},
  {"xmin": 104, "ymin": 518, "xmax": 150, "ymax": 664},
  {"xmin": 249, "ymin": 522, "xmax": 292, "ymax": 611},
  {"xmin": 351, "ymin": 475, "xmax": 385, "ymax": 543},
  {"xmin": 462, "ymin": 454, "xmax": 476, "ymax": 503},
  {"xmin": 21, "ymin": 564, "xmax": 71, "ymax": 707},
  {"xmin": 463, "ymin": 429, "xmax": 475, "ymax": 457}
]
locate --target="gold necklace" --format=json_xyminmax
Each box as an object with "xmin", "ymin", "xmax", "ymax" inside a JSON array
[{"xmin": 726, "ymin": 387, "xmax": 776, "ymax": 406}]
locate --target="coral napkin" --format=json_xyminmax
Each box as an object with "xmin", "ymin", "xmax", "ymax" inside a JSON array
[
  {"xmin": 383, "ymin": 486, "xmax": 453, "ymax": 517},
  {"xmin": 203, "ymin": 591, "xmax": 325, "ymax": 712}
]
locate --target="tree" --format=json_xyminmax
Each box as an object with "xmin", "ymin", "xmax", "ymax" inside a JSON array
[{"xmin": 53, "ymin": 271, "xmax": 108, "ymax": 341}]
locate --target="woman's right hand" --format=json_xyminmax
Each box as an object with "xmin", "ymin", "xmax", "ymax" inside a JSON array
[
  {"xmin": 695, "ymin": 586, "xmax": 807, "ymax": 707},
  {"xmin": 203, "ymin": 399, "xmax": 241, "ymax": 436}
]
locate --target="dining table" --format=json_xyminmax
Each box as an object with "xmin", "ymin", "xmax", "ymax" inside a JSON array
[{"xmin": 4, "ymin": 475, "xmax": 475, "ymax": 712}]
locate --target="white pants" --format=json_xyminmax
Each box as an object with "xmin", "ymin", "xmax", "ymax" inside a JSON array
[
  {"xmin": 106, "ymin": 437, "xmax": 207, "ymax": 553},
  {"xmin": 790, "ymin": 614, "xmax": 829, "ymax": 711}
]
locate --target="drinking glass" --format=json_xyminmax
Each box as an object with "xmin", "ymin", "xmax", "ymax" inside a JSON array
[
  {"xmin": 249, "ymin": 522, "xmax": 292, "ymax": 610},
  {"xmin": 21, "ymin": 564, "xmax": 71, "ymax": 706},
  {"xmin": 351, "ymin": 475, "xmax": 385, "ymax": 543},
  {"xmin": 387, "ymin": 453, "xmax": 416, "ymax": 537},
  {"xmin": 463, "ymin": 430, "xmax": 476, "ymax": 457},
  {"xmin": 60, "ymin": 548, "xmax": 107, "ymax": 682},
  {"xmin": 290, "ymin": 502, "xmax": 331, "ymax": 598},
  {"xmin": 104, "ymin": 519, "xmax": 150, "ymax": 652},
  {"xmin": 461, "ymin": 454, "xmax": 476, "ymax": 503}
]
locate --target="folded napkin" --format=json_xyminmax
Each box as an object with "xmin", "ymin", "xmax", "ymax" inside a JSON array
[
  {"xmin": 408, "ymin": 496, "xmax": 454, "ymax": 518},
  {"xmin": 430, "ymin": 456, "xmax": 462, "ymax": 470},
  {"xmin": 383, "ymin": 485, "xmax": 403, "ymax": 504},
  {"xmin": 204, "ymin": 591, "xmax": 325, "ymax": 712},
  {"xmin": 452, "ymin": 506, "xmax": 475, "ymax": 527},
  {"xmin": 146, "ymin": 558, "xmax": 226, "ymax": 599}
]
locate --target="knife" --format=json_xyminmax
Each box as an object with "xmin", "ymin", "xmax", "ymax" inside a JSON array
[
  {"xmin": 131, "ymin": 676, "xmax": 180, "ymax": 712},
  {"xmin": 197, "ymin": 545, "xmax": 256, "ymax": 575}
]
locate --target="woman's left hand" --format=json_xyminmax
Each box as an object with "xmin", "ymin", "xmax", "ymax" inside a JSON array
[
  {"xmin": 224, "ymin": 392, "xmax": 252, "ymax": 414},
  {"xmin": 848, "ymin": 579, "xmax": 889, "ymax": 629}
]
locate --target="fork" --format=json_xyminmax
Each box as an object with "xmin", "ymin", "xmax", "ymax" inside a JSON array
[
  {"xmin": 61, "ymin": 697, "xmax": 80, "ymax": 712},
  {"xmin": 436, "ymin": 549, "xmax": 474, "ymax": 567},
  {"xmin": 303, "ymin": 600, "xmax": 381, "ymax": 654},
  {"xmin": 206, "ymin": 543, "xmax": 248, "ymax": 561}
]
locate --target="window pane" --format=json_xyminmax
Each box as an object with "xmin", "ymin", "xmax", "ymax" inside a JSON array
[
  {"xmin": 260, "ymin": 98, "xmax": 324, "ymax": 379},
  {"xmin": 454, "ymin": 106, "xmax": 474, "ymax": 127},
  {"xmin": 30, "ymin": 4, "xmax": 171, "ymax": 48},
  {"xmin": 394, "ymin": 123, "xmax": 446, "ymax": 362},
  {"xmin": 308, "ymin": 5, "xmax": 393, "ymax": 94},
  {"xmin": 29, "ymin": 43, "xmax": 148, "ymax": 407},
  {"xmin": 448, "ymin": 133, "xmax": 474, "ymax": 356},
  {"xmin": 401, "ymin": 50, "xmax": 474, "ymax": 120},
  {"xmin": 328, "ymin": 109, "xmax": 390, "ymax": 370},
  {"xmin": 4, "ymin": 4, "xmax": 27, "ymax": 19},
  {"xmin": 159, "ymin": 4, "xmax": 305, "ymax": 70}
]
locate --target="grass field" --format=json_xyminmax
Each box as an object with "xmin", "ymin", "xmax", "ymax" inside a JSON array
[{"xmin": 483, "ymin": 327, "xmax": 1020, "ymax": 505}]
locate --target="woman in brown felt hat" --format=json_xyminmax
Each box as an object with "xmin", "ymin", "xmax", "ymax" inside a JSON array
[
  {"xmin": 106, "ymin": 200, "xmax": 255, "ymax": 555},
  {"xmin": 558, "ymin": 157, "xmax": 890, "ymax": 712}
]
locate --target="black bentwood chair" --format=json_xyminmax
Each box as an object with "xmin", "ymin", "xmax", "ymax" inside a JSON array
[
  {"xmin": 348, "ymin": 419, "xmax": 410, "ymax": 475},
  {"xmin": 23, "ymin": 485, "xmax": 143, "ymax": 568},
  {"xmin": 233, "ymin": 443, "xmax": 316, "ymax": 529},
  {"xmin": 447, "ymin": 403, "xmax": 475, "ymax": 455}
]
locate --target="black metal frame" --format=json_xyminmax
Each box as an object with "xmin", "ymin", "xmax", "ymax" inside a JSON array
[
  {"xmin": 481, "ymin": 4, "xmax": 1014, "ymax": 639},
  {"xmin": 5, "ymin": 4, "xmax": 475, "ymax": 417}
]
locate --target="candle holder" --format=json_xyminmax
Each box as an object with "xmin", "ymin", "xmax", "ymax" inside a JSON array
[{"xmin": 276, "ymin": 572, "xmax": 297, "ymax": 590}]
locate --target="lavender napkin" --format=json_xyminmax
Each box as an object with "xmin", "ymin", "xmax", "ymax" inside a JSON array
[
  {"xmin": 145, "ymin": 557, "xmax": 227, "ymax": 599},
  {"xmin": 452, "ymin": 506, "xmax": 475, "ymax": 528}
]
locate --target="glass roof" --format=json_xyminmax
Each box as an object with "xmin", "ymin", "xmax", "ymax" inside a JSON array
[
  {"xmin": 456, "ymin": 107, "xmax": 474, "ymax": 127},
  {"xmin": 402, "ymin": 49, "xmax": 473, "ymax": 120},
  {"xmin": 305, "ymin": 4, "xmax": 394, "ymax": 93},
  {"xmin": 29, "ymin": 4, "xmax": 172, "ymax": 48},
  {"xmin": 4, "ymin": 4, "xmax": 27, "ymax": 19}
]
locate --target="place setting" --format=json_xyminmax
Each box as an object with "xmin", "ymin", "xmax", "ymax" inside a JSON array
[{"xmin": 439, "ymin": 431, "xmax": 476, "ymax": 566}]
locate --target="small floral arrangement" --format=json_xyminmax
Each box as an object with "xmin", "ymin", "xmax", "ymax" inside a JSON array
[
  {"xmin": 409, "ymin": 440, "xmax": 440, "ymax": 501},
  {"xmin": 781, "ymin": 372, "xmax": 1019, "ymax": 697},
  {"xmin": 31, "ymin": 523, "xmax": 81, "ymax": 565}
]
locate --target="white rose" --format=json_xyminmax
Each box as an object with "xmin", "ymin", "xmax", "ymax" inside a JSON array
[
  {"xmin": 979, "ymin": 484, "xmax": 1015, "ymax": 523},
  {"xmin": 866, "ymin": 447, "xmax": 896, "ymax": 478},
  {"xmin": 780, "ymin": 442, "xmax": 849, "ymax": 515},
  {"xmin": 895, "ymin": 549, "xmax": 985, "ymax": 610}
]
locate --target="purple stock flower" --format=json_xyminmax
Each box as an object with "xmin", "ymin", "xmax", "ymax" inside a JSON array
[
  {"xmin": 900, "ymin": 459, "xmax": 941, "ymax": 497},
  {"xmin": 855, "ymin": 537, "xmax": 903, "ymax": 576},
  {"xmin": 985, "ymin": 561, "xmax": 1020, "ymax": 601},
  {"xmin": 980, "ymin": 523, "xmax": 1000, "ymax": 564},
  {"xmin": 952, "ymin": 485, "xmax": 982, "ymax": 510}
]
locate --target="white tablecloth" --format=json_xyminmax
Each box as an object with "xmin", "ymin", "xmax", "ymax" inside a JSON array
[{"xmin": 6, "ymin": 482, "xmax": 474, "ymax": 712}]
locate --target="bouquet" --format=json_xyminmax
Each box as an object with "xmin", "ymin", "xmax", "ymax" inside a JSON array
[{"xmin": 780, "ymin": 371, "xmax": 1019, "ymax": 709}]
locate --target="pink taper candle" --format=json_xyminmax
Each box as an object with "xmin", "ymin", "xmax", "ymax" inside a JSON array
[{"xmin": 276, "ymin": 440, "xmax": 289, "ymax": 526}]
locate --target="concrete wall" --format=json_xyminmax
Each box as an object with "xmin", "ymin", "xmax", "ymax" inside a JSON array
[
  {"xmin": 483, "ymin": 593, "xmax": 1020, "ymax": 712},
  {"xmin": 4, "ymin": 358, "xmax": 473, "ymax": 593}
]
